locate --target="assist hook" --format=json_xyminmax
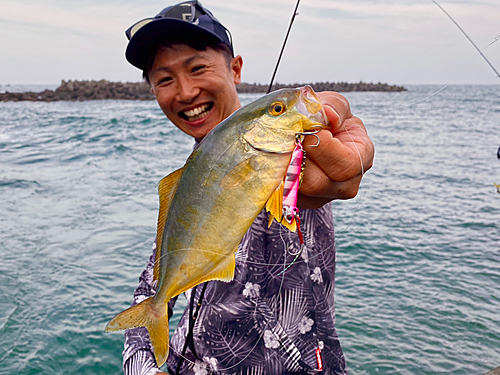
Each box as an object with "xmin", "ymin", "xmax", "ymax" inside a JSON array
[{"xmin": 295, "ymin": 125, "xmax": 323, "ymax": 147}]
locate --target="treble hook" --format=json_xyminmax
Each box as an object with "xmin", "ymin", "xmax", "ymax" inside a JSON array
[{"xmin": 295, "ymin": 125, "xmax": 322, "ymax": 147}]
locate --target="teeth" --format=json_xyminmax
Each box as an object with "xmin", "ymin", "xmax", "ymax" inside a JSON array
[{"xmin": 184, "ymin": 104, "xmax": 209, "ymax": 118}]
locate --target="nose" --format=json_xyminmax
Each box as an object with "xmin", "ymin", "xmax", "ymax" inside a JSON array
[{"xmin": 175, "ymin": 75, "xmax": 200, "ymax": 103}]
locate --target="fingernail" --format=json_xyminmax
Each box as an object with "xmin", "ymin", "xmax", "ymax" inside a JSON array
[{"xmin": 324, "ymin": 104, "xmax": 340, "ymax": 125}]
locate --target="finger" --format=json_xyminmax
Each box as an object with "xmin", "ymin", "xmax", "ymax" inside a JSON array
[
  {"xmin": 303, "ymin": 129, "xmax": 363, "ymax": 183},
  {"xmin": 317, "ymin": 91, "xmax": 352, "ymax": 133},
  {"xmin": 297, "ymin": 177, "xmax": 362, "ymax": 209},
  {"xmin": 299, "ymin": 156, "xmax": 362, "ymax": 200},
  {"xmin": 297, "ymin": 193, "xmax": 332, "ymax": 210}
]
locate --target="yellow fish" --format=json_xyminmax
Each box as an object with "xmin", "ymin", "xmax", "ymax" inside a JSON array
[{"xmin": 106, "ymin": 86, "xmax": 329, "ymax": 366}]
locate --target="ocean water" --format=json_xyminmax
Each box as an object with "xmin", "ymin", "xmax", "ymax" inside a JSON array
[
  {"xmin": 0, "ymin": 83, "xmax": 59, "ymax": 94},
  {"xmin": 0, "ymin": 85, "xmax": 499, "ymax": 374}
]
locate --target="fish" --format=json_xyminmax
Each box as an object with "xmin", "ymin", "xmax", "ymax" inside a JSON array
[{"xmin": 105, "ymin": 86, "xmax": 329, "ymax": 367}]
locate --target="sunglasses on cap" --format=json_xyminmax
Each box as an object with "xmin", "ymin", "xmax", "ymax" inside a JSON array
[{"xmin": 125, "ymin": 0, "xmax": 233, "ymax": 49}]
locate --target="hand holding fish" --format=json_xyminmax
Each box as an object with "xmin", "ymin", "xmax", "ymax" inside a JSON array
[{"xmin": 297, "ymin": 91, "xmax": 375, "ymax": 209}]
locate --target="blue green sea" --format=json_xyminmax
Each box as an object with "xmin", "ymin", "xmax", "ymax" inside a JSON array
[{"xmin": 0, "ymin": 85, "xmax": 499, "ymax": 374}]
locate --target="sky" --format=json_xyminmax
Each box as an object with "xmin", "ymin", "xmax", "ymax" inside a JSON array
[{"xmin": 1, "ymin": 0, "xmax": 499, "ymax": 85}]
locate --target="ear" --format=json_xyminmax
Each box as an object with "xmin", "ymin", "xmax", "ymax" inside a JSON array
[{"xmin": 231, "ymin": 55, "xmax": 243, "ymax": 85}]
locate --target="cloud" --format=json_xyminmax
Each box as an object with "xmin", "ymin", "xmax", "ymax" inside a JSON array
[
  {"xmin": 0, "ymin": 0, "xmax": 133, "ymax": 35},
  {"xmin": 0, "ymin": 0, "xmax": 499, "ymax": 84}
]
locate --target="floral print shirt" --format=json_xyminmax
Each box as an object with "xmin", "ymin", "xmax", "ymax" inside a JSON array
[{"xmin": 123, "ymin": 206, "xmax": 348, "ymax": 375}]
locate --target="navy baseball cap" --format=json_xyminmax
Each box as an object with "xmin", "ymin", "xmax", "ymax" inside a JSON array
[{"xmin": 125, "ymin": 1, "xmax": 234, "ymax": 71}]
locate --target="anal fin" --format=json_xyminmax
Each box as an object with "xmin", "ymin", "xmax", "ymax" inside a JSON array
[{"xmin": 202, "ymin": 251, "xmax": 236, "ymax": 283}]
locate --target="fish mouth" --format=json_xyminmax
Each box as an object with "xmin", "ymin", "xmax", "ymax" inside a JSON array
[
  {"xmin": 296, "ymin": 86, "xmax": 329, "ymax": 130},
  {"xmin": 179, "ymin": 102, "xmax": 214, "ymax": 122}
]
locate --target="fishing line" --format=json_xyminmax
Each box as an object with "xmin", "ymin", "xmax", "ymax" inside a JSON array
[
  {"xmin": 276, "ymin": 220, "xmax": 304, "ymax": 276},
  {"xmin": 397, "ymin": 32, "xmax": 500, "ymax": 108},
  {"xmin": 172, "ymin": 1, "xmax": 304, "ymax": 369},
  {"xmin": 168, "ymin": 224, "xmax": 296, "ymax": 373},
  {"xmin": 207, "ymin": 225, "xmax": 301, "ymax": 372},
  {"xmin": 395, "ymin": 4, "xmax": 500, "ymax": 108},
  {"xmin": 332, "ymin": 123, "xmax": 366, "ymax": 238},
  {"xmin": 168, "ymin": 7, "xmax": 499, "ymax": 370},
  {"xmin": 267, "ymin": 0, "xmax": 301, "ymax": 94},
  {"xmin": 166, "ymin": 214, "xmax": 341, "ymax": 371},
  {"xmin": 168, "ymin": 1, "xmax": 340, "ymax": 371},
  {"xmin": 430, "ymin": 0, "xmax": 500, "ymax": 79},
  {"xmin": 159, "ymin": 247, "xmax": 305, "ymax": 269}
]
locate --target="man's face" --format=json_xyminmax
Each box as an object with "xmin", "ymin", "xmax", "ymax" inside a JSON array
[{"xmin": 148, "ymin": 44, "xmax": 243, "ymax": 140}]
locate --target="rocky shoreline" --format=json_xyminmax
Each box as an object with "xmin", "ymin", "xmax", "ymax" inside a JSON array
[
  {"xmin": 0, "ymin": 79, "xmax": 406, "ymax": 102},
  {"xmin": 238, "ymin": 81, "xmax": 407, "ymax": 93}
]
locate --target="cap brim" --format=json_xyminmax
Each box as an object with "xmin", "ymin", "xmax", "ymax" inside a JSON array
[{"xmin": 126, "ymin": 18, "xmax": 223, "ymax": 71}]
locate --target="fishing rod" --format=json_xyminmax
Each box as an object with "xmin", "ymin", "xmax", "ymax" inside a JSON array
[
  {"xmin": 431, "ymin": 0, "xmax": 500, "ymax": 79},
  {"xmin": 267, "ymin": 0, "xmax": 302, "ymax": 93}
]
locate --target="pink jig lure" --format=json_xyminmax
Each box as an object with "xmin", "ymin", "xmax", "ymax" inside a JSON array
[{"xmin": 282, "ymin": 139, "xmax": 305, "ymax": 225}]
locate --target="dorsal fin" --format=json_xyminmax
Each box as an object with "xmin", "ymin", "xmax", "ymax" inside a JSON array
[
  {"xmin": 265, "ymin": 180, "xmax": 284, "ymax": 227},
  {"xmin": 155, "ymin": 166, "xmax": 186, "ymax": 282}
]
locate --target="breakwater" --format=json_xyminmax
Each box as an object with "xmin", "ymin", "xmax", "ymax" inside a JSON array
[
  {"xmin": 238, "ymin": 81, "xmax": 407, "ymax": 93},
  {"xmin": 0, "ymin": 79, "xmax": 406, "ymax": 102}
]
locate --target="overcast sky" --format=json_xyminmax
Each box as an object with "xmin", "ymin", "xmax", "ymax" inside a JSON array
[{"xmin": 1, "ymin": 0, "xmax": 499, "ymax": 85}]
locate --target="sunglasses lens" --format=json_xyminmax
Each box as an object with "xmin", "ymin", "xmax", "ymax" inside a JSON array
[
  {"xmin": 128, "ymin": 19, "xmax": 154, "ymax": 39},
  {"xmin": 127, "ymin": 3, "xmax": 200, "ymax": 40},
  {"xmin": 163, "ymin": 3, "xmax": 194, "ymax": 22}
]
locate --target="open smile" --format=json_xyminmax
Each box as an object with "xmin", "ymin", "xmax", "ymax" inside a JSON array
[{"xmin": 179, "ymin": 102, "xmax": 214, "ymax": 122}]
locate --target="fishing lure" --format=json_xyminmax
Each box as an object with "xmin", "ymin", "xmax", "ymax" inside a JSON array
[
  {"xmin": 282, "ymin": 138, "xmax": 305, "ymax": 226},
  {"xmin": 275, "ymin": 136, "xmax": 306, "ymax": 276},
  {"xmin": 266, "ymin": 127, "xmax": 322, "ymax": 234}
]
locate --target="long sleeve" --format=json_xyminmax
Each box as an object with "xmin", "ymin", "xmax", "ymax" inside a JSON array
[{"xmin": 123, "ymin": 241, "xmax": 178, "ymax": 375}]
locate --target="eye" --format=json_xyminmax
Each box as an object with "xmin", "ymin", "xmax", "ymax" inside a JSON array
[
  {"xmin": 157, "ymin": 76, "xmax": 172, "ymax": 85},
  {"xmin": 192, "ymin": 65, "xmax": 205, "ymax": 73},
  {"xmin": 269, "ymin": 101, "xmax": 286, "ymax": 116}
]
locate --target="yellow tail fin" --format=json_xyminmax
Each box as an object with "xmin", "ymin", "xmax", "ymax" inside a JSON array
[{"xmin": 105, "ymin": 297, "xmax": 169, "ymax": 366}]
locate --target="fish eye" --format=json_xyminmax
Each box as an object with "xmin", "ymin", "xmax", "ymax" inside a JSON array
[{"xmin": 269, "ymin": 101, "xmax": 286, "ymax": 116}]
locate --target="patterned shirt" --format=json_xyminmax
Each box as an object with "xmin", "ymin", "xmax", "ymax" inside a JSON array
[{"xmin": 123, "ymin": 206, "xmax": 348, "ymax": 375}]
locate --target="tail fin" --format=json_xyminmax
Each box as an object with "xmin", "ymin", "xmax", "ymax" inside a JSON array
[{"xmin": 106, "ymin": 297, "xmax": 170, "ymax": 366}]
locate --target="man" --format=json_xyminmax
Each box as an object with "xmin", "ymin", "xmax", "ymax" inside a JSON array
[{"xmin": 121, "ymin": 1, "xmax": 374, "ymax": 374}]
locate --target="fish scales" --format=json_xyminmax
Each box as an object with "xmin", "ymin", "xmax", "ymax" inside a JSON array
[{"xmin": 106, "ymin": 86, "xmax": 328, "ymax": 367}]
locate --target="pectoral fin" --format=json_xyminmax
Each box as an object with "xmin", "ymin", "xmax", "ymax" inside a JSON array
[
  {"xmin": 155, "ymin": 166, "xmax": 186, "ymax": 281},
  {"xmin": 220, "ymin": 156, "xmax": 260, "ymax": 189}
]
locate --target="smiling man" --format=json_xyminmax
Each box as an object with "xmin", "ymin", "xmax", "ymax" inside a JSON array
[
  {"xmin": 121, "ymin": 1, "xmax": 374, "ymax": 375},
  {"xmin": 148, "ymin": 43, "xmax": 242, "ymax": 141}
]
